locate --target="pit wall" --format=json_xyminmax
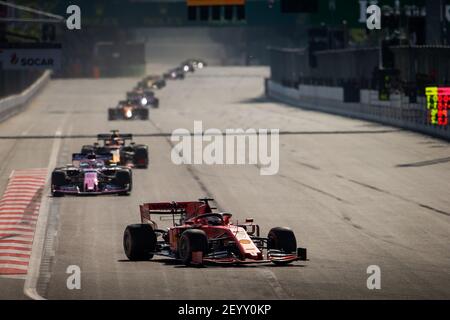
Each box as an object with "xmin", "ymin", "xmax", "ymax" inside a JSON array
[
  {"xmin": 265, "ymin": 80, "xmax": 450, "ymax": 141},
  {"xmin": 0, "ymin": 70, "xmax": 51, "ymax": 123}
]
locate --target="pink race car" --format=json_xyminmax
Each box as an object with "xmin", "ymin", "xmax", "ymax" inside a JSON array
[{"xmin": 51, "ymin": 153, "xmax": 132, "ymax": 196}]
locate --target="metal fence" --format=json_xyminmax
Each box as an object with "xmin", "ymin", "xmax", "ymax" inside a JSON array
[
  {"xmin": 269, "ymin": 46, "xmax": 379, "ymax": 88},
  {"xmin": 269, "ymin": 45, "xmax": 450, "ymax": 91},
  {"xmin": 391, "ymin": 46, "xmax": 450, "ymax": 87}
]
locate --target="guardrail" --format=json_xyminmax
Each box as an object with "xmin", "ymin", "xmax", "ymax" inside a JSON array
[
  {"xmin": 0, "ymin": 70, "xmax": 51, "ymax": 123},
  {"xmin": 266, "ymin": 79, "xmax": 450, "ymax": 141}
]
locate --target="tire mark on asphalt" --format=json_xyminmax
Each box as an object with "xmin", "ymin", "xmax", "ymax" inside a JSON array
[
  {"xmin": 278, "ymin": 173, "xmax": 349, "ymax": 203},
  {"xmin": 148, "ymin": 118, "xmax": 221, "ymax": 209},
  {"xmin": 293, "ymin": 160, "xmax": 321, "ymax": 171},
  {"xmin": 396, "ymin": 156, "xmax": 450, "ymax": 168},
  {"xmin": 258, "ymin": 268, "xmax": 290, "ymax": 299},
  {"xmin": 417, "ymin": 204, "xmax": 450, "ymax": 217},
  {"xmin": 335, "ymin": 175, "xmax": 450, "ymax": 217}
]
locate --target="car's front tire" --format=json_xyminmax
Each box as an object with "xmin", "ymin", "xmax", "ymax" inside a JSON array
[
  {"xmin": 268, "ymin": 227, "xmax": 297, "ymax": 265},
  {"xmin": 134, "ymin": 146, "xmax": 148, "ymax": 168},
  {"xmin": 140, "ymin": 108, "xmax": 149, "ymax": 120},
  {"xmin": 178, "ymin": 229, "xmax": 208, "ymax": 266},
  {"xmin": 51, "ymin": 171, "xmax": 66, "ymax": 197}
]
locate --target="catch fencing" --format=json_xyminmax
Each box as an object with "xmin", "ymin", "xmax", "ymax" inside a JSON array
[
  {"xmin": 266, "ymin": 45, "xmax": 450, "ymax": 141},
  {"xmin": 269, "ymin": 45, "xmax": 450, "ymax": 89}
]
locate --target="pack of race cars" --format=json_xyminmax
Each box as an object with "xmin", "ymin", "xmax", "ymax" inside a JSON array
[
  {"xmin": 52, "ymin": 60, "xmax": 205, "ymax": 196},
  {"xmin": 51, "ymin": 130, "xmax": 142, "ymax": 196},
  {"xmin": 51, "ymin": 59, "xmax": 308, "ymax": 267},
  {"xmin": 108, "ymin": 59, "xmax": 206, "ymax": 121}
]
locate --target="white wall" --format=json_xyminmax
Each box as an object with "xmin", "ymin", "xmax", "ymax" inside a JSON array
[{"xmin": 0, "ymin": 70, "xmax": 51, "ymax": 122}]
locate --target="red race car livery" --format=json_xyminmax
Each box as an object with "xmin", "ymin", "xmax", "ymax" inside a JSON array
[{"xmin": 123, "ymin": 198, "xmax": 307, "ymax": 266}]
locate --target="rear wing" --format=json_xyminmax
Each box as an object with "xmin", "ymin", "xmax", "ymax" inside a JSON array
[
  {"xmin": 117, "ymin": 100, "xmax": 139, "ymax": 106},
  {"xmin": 139, "ymin": 201, "xmax": 212, "ymax": 226},
  {"xmin": 126, "ymin": 93, "xmax": 140, "ymax": 99},
  {"xmin": 72, "ymin": 153, "xmax": 113, "ymax": 162},
  {"xmin": 144, "ymin": 75, "xmax": 161, "ymax": 81},
  {"xmin": 126, "ymin": 91, "xmax": 153, "ymax": 97},
  {"xmin": 97, "ymin": 133, "xmax": 133, "ymax": 140}
]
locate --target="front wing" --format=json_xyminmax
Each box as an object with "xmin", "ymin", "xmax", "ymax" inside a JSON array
[
  {"xmin": 53, "ymin": 184, "xmax": 129, "ymax": 195},
  {"xmin": 151, "ymin": 247, "xmax": 307, "ymax": 265},
  {"xmin": 202, "ymin": 248, "xmax": 307, "ymax": 265}
]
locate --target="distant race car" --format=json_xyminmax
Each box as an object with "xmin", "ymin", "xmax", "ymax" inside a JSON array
[
  {"xmin": 183, "ymin": 59, "xmax": 207, "ymax": 70},
  {"xmin": 187, "ymin": 59, "xmax": 207, "ymax": 69},
  {"xmin": 163, "ymin": 67, "xmax": 185, "ymax": 80},
  {"xmin": 180, "ymin": 60, "xmax": 195, "ymax": 73},
  {"xmin": 123, "ymin": 198, "xmax": 307, "ymax": 266},
  {"xmin": 51, "ymin": 153, "xmax": 132, "ymax": 196},
  {"xmin": 81, "ymin": 130, "xmax": 149, "ymax": 169},
  {"xmin": 137, "ymin": 75, "xmax": 166, "ymax": 90},
  {"xmin": 126, "ymin": 90, "xmax": 159, "ymax": 108},
  {"xmin": 108, "ymin": 99, "xmax": 149, "ymax": 120}
]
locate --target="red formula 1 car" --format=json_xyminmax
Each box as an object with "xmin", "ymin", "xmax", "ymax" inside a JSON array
[{"xmin": 123, "ymin": 198, "xmax": 307, "ymax": 266}]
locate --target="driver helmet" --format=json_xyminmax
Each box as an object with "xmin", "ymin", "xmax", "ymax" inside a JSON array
[{"xmin": 204, "ymin": 215, "xmax": 222, "ymax": 226}]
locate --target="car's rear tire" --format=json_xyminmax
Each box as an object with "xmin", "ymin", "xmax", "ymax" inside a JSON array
[
  {"xmin": 108, "ymin": 109, "xmax": 116, "ymax": 121},
  {"xmin": 178, "ymin": 229, "xmax": 208, "ymax": 266},
  {"xmin": 123, "ymin": 224, "xmax": 156, "ymax": 261},
  {"xmin": 268, "ymin": 227, "xmax": 297, "ymax": 265},
  {"xmin": 134, "ymin": 146, "xmax": 148, "ymax": 168},
  {"xmin": 115, "ymin": 169, "xmax": 132, "ymax": 195},
  {"xmin": 139, "ymin": 108, "xmax": 149, "ymax": 120},
  {"xmin": 52, "ymin": 191, "xmax": 64, "ymax": 197}
]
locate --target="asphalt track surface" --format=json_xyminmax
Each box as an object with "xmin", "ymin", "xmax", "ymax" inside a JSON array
[{"xmin": 0, "ymin": 66, "xmax": 449, "ymax": 299}]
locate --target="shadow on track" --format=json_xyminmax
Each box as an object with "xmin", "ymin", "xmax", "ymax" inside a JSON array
[{"xmin": 117, "ymin": 259, "xmax": 306, "ymax": 269}]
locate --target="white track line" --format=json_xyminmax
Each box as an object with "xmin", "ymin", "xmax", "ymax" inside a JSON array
[{"xmin": 24, "ymin": 120, "xmax": 66, "ymax": 300}]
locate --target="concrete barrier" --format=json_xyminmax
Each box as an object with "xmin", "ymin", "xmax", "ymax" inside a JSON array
[
  {"xmin": 299, "ymin": 84, "xmax": 343, "ymax": 101},
  {"xmin": 0, "ymin": 70, "xmax": 51, "ymax": 123},
  {"xmin": 266, "ymin": 79, "xmax": 450, "ymax": 141}
]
